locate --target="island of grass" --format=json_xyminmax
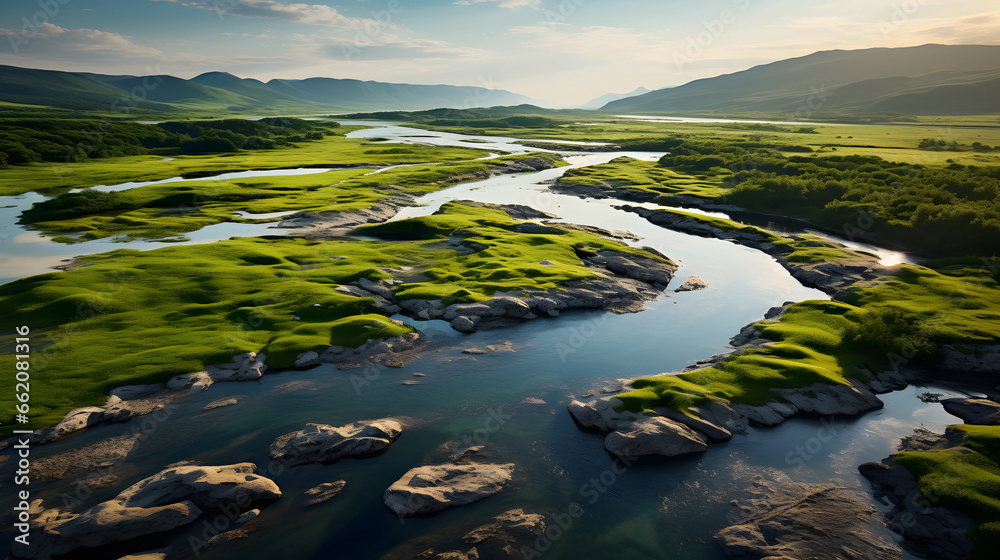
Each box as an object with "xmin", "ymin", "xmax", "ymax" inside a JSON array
[
  {"xmin": 0, "ymin": 117, "xmax": 493, "ymax": 197},
  {"xmin": 0, "ymin": 201, "xmax": 672, "ymax": 430},
  {"xmin": 18, "ymin": 152, "xmax": 566, "ymax": 242}
]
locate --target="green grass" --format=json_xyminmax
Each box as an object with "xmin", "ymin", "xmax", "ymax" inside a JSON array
[
  {"xmin": 0, "ymin": 127, "xmax": 492, "ymax": 197},
  {"xmin": 558, "ymin": 157, "xmax": 728, "ymax": 202},
  {"xmin": 20, "ymin": 153, "xmax": 565, "ymax": 242},
  {"xmin": 0, "ymin": 201, "xmax": 666, "ymax": 430},
  {"xmin": 895, "ymin": 425, "xmax": 1000, "ymax": 558},
  {"xmin": 614, "ymin": 260, "xmax": 1000, "ymax": 416}
]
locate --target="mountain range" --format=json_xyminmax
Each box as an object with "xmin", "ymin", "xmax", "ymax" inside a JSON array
[
  {"xmin": 0, "ymin": 65, "xmax": 541, "ymax": 114},
  {"xmin": 2, "ymin": 44, "xmax": 999, "ymax": 117},
  {"xmin": 603, "ymin": 44, "xmax": 1000, "ymax": 116}
]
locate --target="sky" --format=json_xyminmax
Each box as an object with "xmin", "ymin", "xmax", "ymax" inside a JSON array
[{"xmin": 1, "ymin": 0, "xmax": 998, "ymax": 105}]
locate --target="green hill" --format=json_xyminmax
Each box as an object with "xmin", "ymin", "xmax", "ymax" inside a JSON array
[
  {"xmin": 604, "ymin": 44, "xmax": 1000, "ymax": 116},
  {"xmin": 0, "ymin": 65, "xmax": 538, "ymax": 115}
]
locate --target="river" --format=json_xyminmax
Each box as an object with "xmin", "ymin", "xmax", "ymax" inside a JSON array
[{"xmin": 0, "ymin": 122, "xmax": 966, "ymax": 560}]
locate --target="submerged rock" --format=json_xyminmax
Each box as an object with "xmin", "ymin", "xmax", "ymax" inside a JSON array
[
  {"xmin": 384, "ymin": 461, "xmax": 514, "ymax": 517},
  {"xmin": 303, "ymin": 480, "xmax": 347, "ymax": 507},
  {"xmin": 717, "ymin": 480, "xmax": 904, "ymax": 560},
  {"xmin": 269, "ymin": 419, "xmax": 402, "ymax": 467},
  {"xmin": 463, "ymin": 508, "xmax": 546, "ymax": 555}
]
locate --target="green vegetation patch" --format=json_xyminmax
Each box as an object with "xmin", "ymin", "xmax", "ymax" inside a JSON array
[
  {"xmin": 614, "ymin": 261, "xmax": 1000, "ymax": 416},
  {"xmin": 0, "ymin": 200, "xmax": 662, "ymax": 429},
  {"xmin": 558, "ymin": 157, "xmax": 728, "ymax": 202},
  {"xmin": 20, "ymin": 153, "xmax": 564, "ymax": 242},
  {"xmin": 895, "ymin": 425, "xmax": 1000, "ymax": 557}
]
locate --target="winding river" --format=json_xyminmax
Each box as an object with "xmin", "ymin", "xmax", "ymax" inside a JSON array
[{"xmin": 0, "ymin": 123, "xmax": 968, "ymax": 560}]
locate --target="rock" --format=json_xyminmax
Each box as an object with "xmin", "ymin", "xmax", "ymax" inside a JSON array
[
  {"xmin": 463, "ymin": 508, "xmax": 546, "ymax": 555},
  {"xmin": 778, "ymin": 381, "xmax": 883, "ymax": 416},
  {"xmin": 48, "ymin": 406, "xmax": 106, "ymax": 439},
  {"xmin": 716, "ymin": 481, "xmax": 904, "ymax": 560},
  {"xmin": 401, "ymin": 380, "xmax": 422, "ymax": 386},
  {"xmin": 426, "ymin": 549, "xmax": 480, "ymax": 560},
  {"xmin": 34, "ymin": 434, "xmax": 142, "ymax": 483},
  {"xmin": 15, "ymin": 464, "xmax": 278, "ymax": 559},
  {"xmin": 117, "ymin": 463, "xmax": 281, "ymax": 509},
  {"xmin": 675, "ymin": 276, "xmax": 709, "ymax": 292},
  {"xmin": 604, "ymin": 417, "xmax": 708, "ymax": 459},
  {"xmin": 540, "ymin": 260, "xmax": 555, "ymax": 266},
  {"xmin": 731, "ymin": 403, "xmax": 786, "ymax": 427},
  {"xmin": 167, "ymin": 371, "xmax": 213, "ymax": 393},
  {"xmin": 729, "ymin": 324, "xmax": 759, "ymax": 347},
  {"xmin": 204, "ymin": 397, "xmax": 240, "ymax": 411},
  {"xmin": 357, "ymin": 277, "xmax": 395, "ymax": 300},
  {"xmin": 451, "ymin": 316, "xmax": 477, "ymax": 333},
  {"xmin": 206, "ymin": 529, "xmax": 249, "ymax": 547},
  {"xmin": 269, "ymin": 419, "xmax": 402, "ymax": 467},
  {"xmin": 234, "ymin": 508, "xmax": 259, "ymax": 527},
  {"xmin": 110, "ymin": 384, "xmax": 164, "ymax": 400},
  {"xmin": 462, "ymin": 347, "xmax": 487, "ymax": 355},
  {"xmin": 294, "ymin": 351, "xmax": 321, "ymax": 368},
  {"xmin": 657, "ymin": 407, "xmax": 732, "ymax": 441},
  {"xmin": 522, "ymin": 397, "xmax": 546, "ymax": 404},
  {"xmin": 103, "ymin": 396, "xmax": 164, "ymax": 423},
  {"xmin": 567, "ymin": 398, "xmax": 638, "ymax": 432},
  {"xmin": 117, "ymin": 547, "xmax": 172, "ymax": 560},
  {"xmin": 206, "ymin": 352, "xmax": 267, "ymax": 382},
  {"xmin": 941, "ymin": 344, "xmax": 1000, "ymax": 373},
  {"xmin": 303, "ymin": 480, "xmax": 347, "ymax": 507},
  {"xmin": 860, "ymin": 456, "xmax": 976, "ymax": 560},
  {"xmin": 941, "ymin": 398, "xmax": 1000, "ymax": 425},
  {"xmin": 384, "ymin": 462, "xmax": 514, "ymax": 517}
]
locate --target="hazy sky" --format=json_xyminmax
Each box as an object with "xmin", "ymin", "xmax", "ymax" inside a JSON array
[{"xmin": 1, "ymin": 0, "xmax": 998, "ymax": 105}]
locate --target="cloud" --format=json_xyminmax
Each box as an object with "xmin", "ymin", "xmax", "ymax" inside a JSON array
[
  {"xmin": 454, "ymin": 0, "xmax": 540, "ymax": 9},
  {"xmin": 148, "ymin": 0, "xmax": 385, "ymax": 29},
  {"xmin": 0, "ymin": 23, "xmax": 162, "ymax": 61},
  {"xmin": 318, "ymin": 39, "xmax": 488, "ymax": 61}
]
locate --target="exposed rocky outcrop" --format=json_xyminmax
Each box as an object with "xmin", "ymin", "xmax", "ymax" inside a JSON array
[
  {"xmin": 569, "ymin": 373, "xmax": 886, "ymax": 457},
  {"xmin": 462, "ymin": 508, "xmax": 547, "ymax": 556},
  {"xmin": 941, "ymin": 344, "xmax": 1000, "ymax": 374},
  {"xmin": 717, "ymin": 479, "xmax": 904, "ymax": 560},
  {"xmin": 941, "ymin": 397, "xmax": 1000, "ymax": 425},
  {"xmin": 278, "ymin": 202, "xmax": 401, "ymax": 238},
  {"xmin": 617, "ymin": 205, "xmax": 885, "ymax": 297},
  {"xmin": 303, "ymin": 480, "xmax": 347, "ymax": 507},
  {"xmin": 299, "ymin": 332, "xmax": 428, "ymax": 369},
  {"xmin": 675, "ymin": 276, "xmax": 709, "ymax": 292},
  {"xmin": 860, "ymin": 452, "xmax": 976, "ymax": 560},
  {"xmin": 604, "ymin": 416, "xmax": 708, "ymax": 459},
  {"xmin": 13, "ymin": 463, "xmax": 279, "ymax": 559},
  {"xmin": 384, "ymin": 445, "xmax": 514, "ymax": 518},
  {"xmin": 397, "ymin": 249, "xmax": 676, "ymax": 334},
  {"xmin": 269, "ymin": 419, "xmax": 402, "ymax": 467},
  {"xmin": 205, "ymin": 352, "xmax": 267, "ymax": 382},
  {"xmin": 30, "ymin": 395, "xmax": 171, "ymax": 445}
]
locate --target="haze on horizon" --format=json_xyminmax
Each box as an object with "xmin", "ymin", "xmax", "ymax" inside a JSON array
[{"xmin": 1, "ymin": 0, "xmax": 998, "ymax": 106}]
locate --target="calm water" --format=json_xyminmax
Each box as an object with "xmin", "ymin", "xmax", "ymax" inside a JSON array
[{"xmin": 1, "ymin": 123, "xmax": 952, "ymax": 560}]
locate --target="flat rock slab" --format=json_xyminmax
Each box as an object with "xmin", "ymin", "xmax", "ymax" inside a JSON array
[
  {"xmin": 384, "ymin": 462, "xmax": 514, "ymax": 517},
  {"xmin": 717, "ymin": 482, "xmax": 903, "ymax": 560},
  {"xmin": 269, "ymin": 419, "xmax": 402, "ymax": 467},
  {"xmin": 941, "ymin": 398, "xmax": 1000, "ymax": 425},
  {"xmin": 463, "ymin": 508, "xmax": 546, "ymax": 556},
  {"xmin": 604, "ymin": 417, "xmax": 708, "ymax": 459}
]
